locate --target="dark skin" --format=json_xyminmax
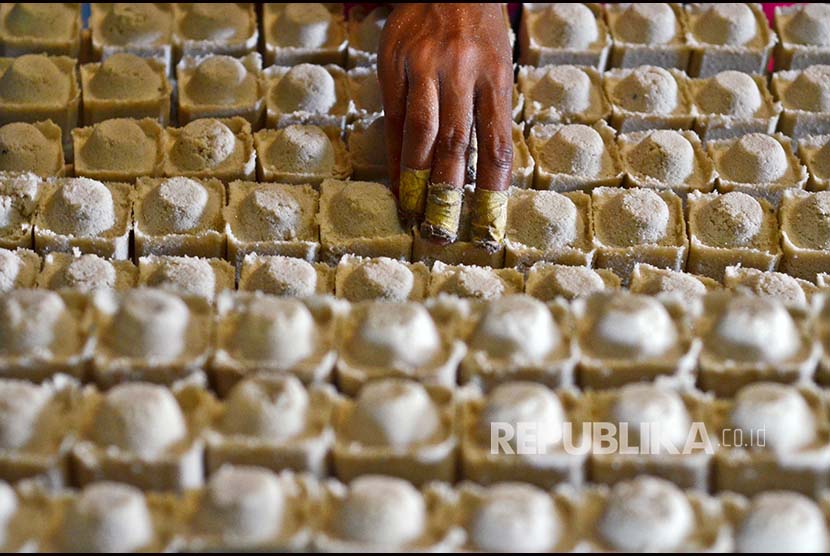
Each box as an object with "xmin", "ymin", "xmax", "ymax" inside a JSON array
[{"xmin": 378, "ymin": 3, "xmax": 514, "ymax": 242}]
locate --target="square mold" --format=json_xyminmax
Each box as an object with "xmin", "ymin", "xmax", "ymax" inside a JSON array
[
  {"xmin": 518, "ymin": 64, "xmax": 610, "ymax": 126},
  {"xmin": 773, "ymin": 4, "xmax": 830, "ymax": 70},
  {"xmin": 346, "ymin": 6, "xmax": 390, "ymax": 68},
  {"xmin": 263, "ymin": 3, "xmax": 347, "ymax": 67},
  {"xmin": 172, "ymin": 3, "xmax": 259, "ymax": 59},
  {"xmin": 708, "ymin": 133, "xmax": 808, "ymax": 205},
  {"xmin": 686, "ymin": 190, "xmax": 782, "ymax": 281},
  {"xmin": 133, "ymin": 176, "xmax": 226, "ymax": 259},
  {"xmin": 176, "ymin": 53, "xmax": 265, "ymax": 127},
  {"xmin": 0, "ymin": 289, "xmax": 92, "ymax": 382},
  {"xmin": 0, "ymin": 121, "xmax": 66, "ymax": 177},
  {"xmin": 334, "ymin": 254, "xmax": 428, "ymax": 302},
  {"xmin": 798, "ymin": 134, "xmax": 830, "ymax": 191},
  {"xmin": 211, "ymin": 291, "xmax": 338, "ymax": 396},
  {"xmin": 264, "ymin": 64, "xmax": 350, "ymax": 129},
  {"xmin": 88, "ymin": 3, "xmax": 174, "ymax": 75},
  {"xmin": 0, "ymin": 3, "xmax": 82, "ymax": 57},
  {"xmin": 254, "ymin": 125, "xmax": 351, "ymax": 185},
  {"xmin": 603, "ymin": 65, "xmax": 695, "ymax": 132},
  {"xmin": 524, "ymin": 263, "xmax": 620, "ymax": 302},
  {"xmin": 89, "ymin": 288, "xmax": 213, "ymax": 388},
  {"xmin": 162, "ymin": 117, "xmax": 256, "ymax": 181},
  {"xmin": 318, "ymin": 179, "xmax": 411, "ymax": 264},
  {"xmin": 0, "ymin": 247, "xmax": 39, "ymax": 291},
  {"xmin": 772, "ymin": 65, "xmax": 830, "ymax": 139},
  {"xmin": 238, "ymin": 254, "xmax": 334, "ymax": 297},
  {"xmin": 71, "ymin": 380, "xmax": 213, "ymax": 491},
  {"xmin": 331, "ymin": 379, "xmax": 457, "ymax": 485},
  {"xmin": 505, "ymin": 188, "xmax": 594, "ymax": 269},
  {"xmin": 519, "ymin": 3, "xmax": 611, "ymax": 69},
  {"xmin": 72, "ymin": 118, "xmax": 164, "ymax": 182},
  {"xmin": 225, "ymin": 180, "xmax": 320, "ymax": 267},
  {"xmin": 0, "ymin": 172, "xmax": 39, "ymax": 249},
  {"xmin": 591, "ymin": 187, "xmax": 688, "ymax": 284},
  {"xmin": 618, "ymin": 129, "xmax": 716, "ymax": 196},
  {"xmin": 689, "ymin": 71, "xmax": 782, "ymax": 141},
  {"xmin": 137, "ymin": 255, "xmax": 235, "ymax": 303},
  {"xmin": 80, "ymin": 54, "xmax": 172, "ymax": 125},
  {"xmin": 34, "ymin": 177, "xmax": 131, "ymax": 260},
  {"xmin": 696, "ymin": 292, "xmax": 821, "ymax": 397},
  {"xmin": 685, "ymin": 3, "xmax": 777, "ymax": 77},
  {"xmin": 779, "ymin": 189, "xmax": 830, "ymax": 281},
  {"xmin": 606, "ymin": 3, "xmax": 691, "ymax": 69},
  {"xmin": 573, "ymin": 292, "xmax": 700, "ymax": 390},
  {"xmin": 529, "ymin": 121, "xmax": 623, "ymax": 192}
]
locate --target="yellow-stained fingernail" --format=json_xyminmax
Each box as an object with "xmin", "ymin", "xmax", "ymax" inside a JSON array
[
  {"xmin": 421, "ymin": 183, "xmax": 463, "ymax": 243},
  {"xmin": 471, "ymin": 188, "xmax": 508, "ymax": 252},
  {"xmin": 399, "ymin": 168, "xmax": 430, "ymax": 217}
]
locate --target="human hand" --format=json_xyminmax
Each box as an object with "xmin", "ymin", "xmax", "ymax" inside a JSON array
[{"xmin": 378, "ymin": 3, "xmax": 514, "ymax": 251}]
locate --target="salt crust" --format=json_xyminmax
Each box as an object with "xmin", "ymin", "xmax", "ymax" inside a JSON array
[
  {"xmin": 138, "ymin": 255, "xmax": 234, "ymax": 302},
  {"xmin": 335, "ymin": 254, "xmax": 428, "ymax": 302},
  {"xmin": 264, "ymin": 63, "xmax": 349, "ymax": 129},
  {"xmin": 39, "ymin": 251, "xmax": 136, "ymax": 294},
  {"xmin": 518, "ymin": 64, "xmax": 610, "ymax": 125},
  {"xmin": 524, "ymin": 262, "xmax": 620, "ymax": 301},
  {"xmin": 603, "ymin": 65, "xmax": 694, "ymax": 132},
  {"xmin": 428, "ymin": 262, "xmax": 523, "ymax": 300},
  {"xmin": 239, "ymin": 254, "xmax": 333, "ymax": 297},
  {"xmin": 254, "ymin": 124, "xmax": 351, "ymax": 185}
]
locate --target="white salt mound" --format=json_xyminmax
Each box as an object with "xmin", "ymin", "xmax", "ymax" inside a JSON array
[
  {"xmin": 730, "ymin": 383, "xmax": 815, "ymax": 453},
  {"xmin": 238, "ymin": 188, "xmax": 305, "ymax": 242},
  {"xmin": 721, "ymin": 134, "xmax": 787, "ymax": 184},
  {"xmin": 90, "ymin": 53, "xmax": 161, "ymax": 100},
  {"xmin": 630, "ymin": 130, "xmax": 694, "ymax": 185},
  {"xmin": 45, "ymin": 178, "xmax": 115, "ymax": 236},
  {"xmin": 336, "ymin": 475, "xmax": 425, "ymax": 546},
  {"xmin": 273, "ymin": 3, "xmax": 332, "ymax": 48},
  {"xmin": 476, "ymin": 382, "xmax": 565, "ymax": 451},
  {"xmin": 181, "ymin": 3, "xmax": 248, "ymax": 41},
  {"xmin": 222, "ymin": 375, "xmax": 309, "ymax": 440},
  {"xmin": 439, "ymin": 266, "xmax": 506, "ymax": 300},
  {"xmin": 471, "ymin": 295, "xmax": 559, "ymax": 360},
  {"xmin": 245, "ymin": 256, "xmax": 318, "ymax": 297},
  {"xmin": 350, "ymin": 303, "xmax": 440, "ymax": 368},
  {"xmin": 273, "ymin": 63, "xmax": 337, "ymax": 114},
  {"xmin": 735, "ymin": 492, "xmax": 830, "ymax": 553},
  {"xmin": 614, "ymin": 4, "xmax": 676, "ymax": 45},
  {"xmin": 142, "ymin": 177, "xmax": 209, "ymax": 235},
  {"xmin": 145, "ymin": 257, "xmax": 215, "ymax": 299},
  {"xmin": 171, "ymin": 119, "xmax": 236, "ymax": 171},
  {"xmin": 613, "ymin": 66, "xmax": 678, "ymax": 114},
  {"xmin": 785, "ymin": 3, "xmax": 830, "ymax": 46},
  {"xmin": 698, "ymin": 71, "xmax": 762, "ymax": 117},
  {"xmin": 100, "ymin": 3, "xmax": 166, "ymax": 46},
  {"xmin": 695, "ymin": 192, "xmax": 764, "ymax": 247},
  {"xmin": 533, "ymin": 3, "xmax": 598, "ymax": 49},
  {"xmin": 601, "ymin": 189, "xmax": 670, "ymax": 246},
  {"xmin": 109, "ymin": 289, "xmax": 189, "ymax": 360},
  {"xmin": 587, "ymin": 294, "xmax": 677, "ymax": 358},
  {"xmin": 187, "ymin": 56, "xmax": 251, "ymax": 105},
  {"xmin": 267, "ymin": 125, "xmax": 335, "ymax": 174},
  {"xmin": 708, "ymin": 296, "xmax": 800, "ymax": 363},
  {"xmin": 341, "ymin": 258, "xmax": 415, "ymax": 302},
  {"xmin": 694, "ymin": 3, "xmax": 757, "ymax": 46},
  {"xmin": 0, "ymin": 54, "xmax": 69, "ymax": 103},
  {"xmin": 789, "ymin": 191, "xmax": 830, "ymax": 249},
  {"xmin": 532, "ymin": 66, "xmax": 591, "ymax": 113},
  {"xmin": 510, "ymin": 191, "xmax": 578, "ymax": 249},
  {"xmin": 469, "ymin": 484, "xmax": 561, "ymax": 552},
  {"xmin": 611, "ymin": 383, "xmax": 691, "ymax": 452},
  {"xmin": 52, "ymin": 254, "xmax": 117, "ymax": 291},
  {"xmin": 234, "ymin": 297, "xmax": 315, "ymax": 365},
  {"xmin": 786, "ymin": 65, "xmax": 830, "ymax": 112},
  {"xmin": 540, "ymin": 124, "xmax": 604, "ymax": 177},
  {"xmin": 0, "ymin": 380, "xmax": 50, "ymax": 450},
  {"xmin": 0, "ymin": 290, "xmax": 76, "ymax": 356}
]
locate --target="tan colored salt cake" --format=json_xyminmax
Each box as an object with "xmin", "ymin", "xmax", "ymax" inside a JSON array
[
  {"xmin": 518, "ymin": 64, "xmax": 610, "ymax": 125},
  {"xmin": 0, "ymin": 172, "xmax": 39, "ymax": 249},
  {"xmin": 710, "ymin": 383, "xmax": 830, "ymax": 497},
  {"xmin": 586, "ymin": 384, "xmax": 711, "ymax": 490},
  {"xmin": 238, "ymin": 254, "xmax": 334, "ymax": 297},
  {"xmin": 591, "ymin": 187, "xmax": 688, "ymax": 284},
  {"xmin": 690, "ymin": 70, "xmax": 782, "ymax": 140},
  {"xmin": 618, "ymin": 129, "xmax": 715, "ymax": 195},
  {"xmin": 162, "ymin": 117, "xmax": 255, "ymax": 181},
  {"xmin": 460, "ymin": 296, "xmax": 578, "ymax": 390},
  {"xmin": 529, "ymin": 121, "xmax": 624, "ymax": 192},
  {"xmin": 696, "ymin": 292, "xmax": 820, "ymax": 396},
  {"xmin": 772, "ymin": 65, "xmax": 830, "ymax": 139},
  {"xmin": 72, "ymin": 118, "xmax": 163, "ymax": 182},
  {"xmin": 0, "ymin": 3, "xmax": 82, "ymax": 57},
  {"xmin": 0, "ymin": 121, "xmax": 64, "ymax": 177},
  {"xmin": 687, "ymin": 190, "xmax": 782, "ymax": 280},
  {"xmin": 225, "ymin": 180, "xmax": 320, "ymax": 266},
  {"xmin": 335, "ymin": 300, "xmax": 466, "ymax": 395},
  {"xmin": 212, "ymin": 291, "xmax": 338, "ymax": 395},
  {"xmin": 573, "ymin": 291, "xmax": 698, "ymax": 389},
  {"xmin": 174, "ymin": 466, "xmax": 313, "ymax": 552},
  {"xmin": 525, "ymin": 262, "xmax": 620, "ymax": 302},
  {"xmin": 606, "ymin": 3, "xmax": 691, "ymax": 69},
  {"xmin": 134, "ymin": 176, "xmax": 226, "ymax": 259},
  {"xmin": 90, "ymin": 288, "xmax": 212, "ymax": 387},
  {"xmin": 603, "ymin": 65, "xmax": 694, "ymax": 132},
  {"xmin": 798, "ymin": 134, "xmax": 830, "ymax": 191},
  {"xmin": 332, "ymin": 379, "xmax": 456, "ymax": 485},
  {"xmin": 34, "ymin": 177, "xmax": 131, "ymax": 260},
  {"xmin": 80, "ymin": 53, "xmax": 172, "ymax": 125},
  {"xmin": 346, "ymin": 66, "xmax": 382, "ymax": 121},
  {"xmin": 519, "ymin": 3, "xmax": 611, "ymax": 69},
  {"xmin": 264, "ymin": 63, "xmax": 350, "ymax": 129},
  {"xmin": 335, "ymin": 254, "xmax": 428, "ymax": 302},
  {"xmin": 346, "ymin": 115, "xmax": 387, "ymax": 181},
  {"xmin": 172, "ymin": 3, "xmax": 258, "ymax": 59},
  {"xmin": 723, "ymin": 265, "xmax": 818, "ymax": 309},
  {"xmin": 429, "ymin": 261, "xmax": 523, "ymax": 300},
  {"xmin": 774, "ymin": 3, "xmax": 830, "ymax": 69},
  {"xmin": 575, "ymin": 476, "xmax": 728, "ymax": 552},
  {"xmin": 0, "ymin": 247, "xmax": 38, "ymax": 292},
  {"xmin": 685, "ymin": 3, "xmax": 776, "ymax": 77},
  {"xmin": 0, "ymin": 289, "xmax": 90, "ymax": 382},
  {"xmin": 177, "ymin": 53, "xmax": 264, "ymax": 126},
  {"xmin": 254, "ymin": 124, "xmax": 351, "ymax": 185},
  {"xmin": 89, "ymin": 3, "xmax": 173, "ymax": 75},
  {"xmin": 629, "ymin": 263, "xmax": 720, "ymax": 306},
  {"xmin": 263, "ymin": 3, "xmax": 347, "ymax": 67},
  {"xmin": 72, "ymin": 381, "xmax": 210, "ymax": 491},
  {"xmin": 505, "ymin": 188, "xmax": 594, "ymax": 268},
  {"xmin": 778, "ymin": 189, "xmax": 830, "ymax": 281},
  {"xmin": 347, "ymin": 6, "xmax": 390, "ymax": 68},
  {"xmin": 319, "ymin": 179, "xmax": 411, "ymax": 264},
  {"xmin": 709, "ymin": 133, "xmax": 807, "ymax": 205},
  {"xmin": 138, "ymin": 255, "xmax": 235, "ymax": 302},
  {"xmin": 0, "ymin": 54, "xmax": 79, "ymax": 154},
  {"xmin": 38, "ymin": 251, "xmax": 136, "ymax": 293}
]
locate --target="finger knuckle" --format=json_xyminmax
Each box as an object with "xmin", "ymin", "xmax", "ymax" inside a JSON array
[
  {"xmin": 484, "ymin": 138, "xmax": 514, "ymax": 171},
  {"xmin": 405, "ymin": 110, "xmax": 437, "ymax": 137},
  {"xmin": 437, "ymin": 127, "xmax": 471, "ymax": 158}
]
